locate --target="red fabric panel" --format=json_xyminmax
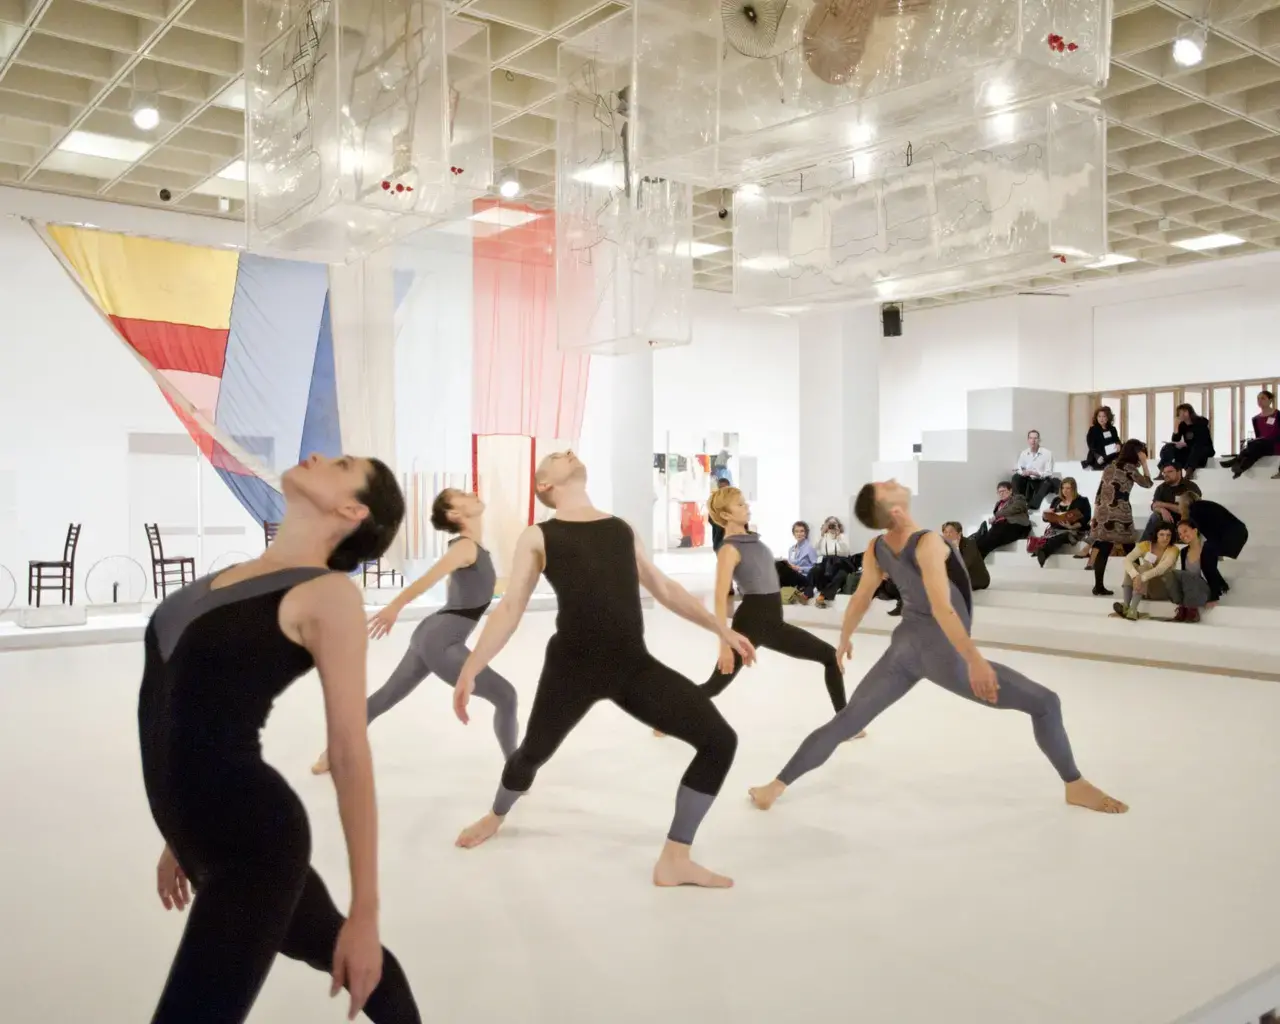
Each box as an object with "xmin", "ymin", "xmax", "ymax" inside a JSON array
[
  {"xmin": 471, "ymin": 199, "xmax": 591, "ymax": 441},
  {"xmin": 110, "ymin": 315, "xmax": 229, "ymax": 376},
  {"xmin": 162, "ymin": 394, "xmax": 254, "ymax": 476}
]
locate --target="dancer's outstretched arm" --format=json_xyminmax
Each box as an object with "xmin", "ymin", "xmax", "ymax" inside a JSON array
[
  {"xmin": 916, "ymin": 532, "xmax": 998, "ymax": 704},
  {"xmin": 836, "ymin": 540, "xmax": 883, "ymax": 661},
  {"xmin": 634, "ymin": 537, "xmax": 756, "ymax": 664},
  {"xmin": 368, "ymin": 539, "xmax": 476, "ymax": 638},
  {"xmin": 455, "ymin": 525, "xmax": 543, "ymax": 721}
]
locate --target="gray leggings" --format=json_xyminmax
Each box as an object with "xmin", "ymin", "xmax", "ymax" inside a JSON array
[
  {"xmin": 367, "ymin": 612, "xmax": 519, "ymax": 759},
  {"xmin": 777, "ymin": 626, "xmax": 1081, "ymax": 786}
]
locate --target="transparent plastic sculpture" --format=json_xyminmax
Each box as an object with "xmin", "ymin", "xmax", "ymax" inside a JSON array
[
  {"xmin": 555, "ymin": 5, "xmax": 695, "ymax": 354},
  {"xmin": 245, "ymin": 1, "xmax": 492, "ymax": 261},
  {"xmin": 637, "ymin": 0, "xmax": 1112, "ymax": 186},
  {"xmin": 732, "ymin": 99, "xmax": 1107, "ymax": 310}
]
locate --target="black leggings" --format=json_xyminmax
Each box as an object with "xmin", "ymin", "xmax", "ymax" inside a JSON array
[
  {"xmin": 774, "ymin": 560, "xmax": 815, "ymax": 595},
  {"xmin": 1039, "ymin": 530, "xmax": 1081, "ymax": 559},
  {"xmin": 1092, "ymin": 540, "xmax": 1134, "ymax": 590},
  {"xmin": 1233, "ymin": 437, "xmax": 1276, "ymax": 474},
  {"xmin": 702, "ymin": 594, "xmax": 846, "ymax": 712},
  {"xmin": 497, "ymin": 637, "xmax": 737, "ymax": 844},
  {"xmin": 148, "ymin": 764, "xmax": 420, "ymax": 1023}
]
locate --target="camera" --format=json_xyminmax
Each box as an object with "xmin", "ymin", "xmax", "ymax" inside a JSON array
[
  {"xmin": 158, "ymin": 188, "xmax": 172, "ymax": 202},
  {"xmin": 717, "ymin": 207, "xmax": 728, "ymax": 220}
]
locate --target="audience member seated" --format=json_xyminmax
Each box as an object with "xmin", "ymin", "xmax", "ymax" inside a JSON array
[
  {"xmin": 1081, "ymin": 405, "xmax": 1121, "ymax": 470},
  {"xmin": 1010, "ymin": 429, "xmax": 1057, "ymax": 509},
  {"xmin": 1177, "ymin": 494, "xmax": 1248, "ymax": 604},
  {"xmin": 1159, "ymin": 403, "xmax": 1214, "ymax": 479},
  {"xmin": 1035, "ymin": 477, "xmax": 1091, "ymax": 566},
  {"xmin": 1221, "ymin": 389, "xmax": 1278, "ymax": 480},
  {"xmin": 1140, "ymin": 463, "xmax": 1200, "ymax": 543},
  {"xmin": 775, "ymin": 520, "xmax": 818, "ymax": 604},
  {"xmin": 941, "ymin": 521, "xmax": 990, "ymax": 591},
  {"xmin": 971, "ymin": 482, "xmax": 1031, "ymax": 558},
  {"xmin": 811, "ymin": 516, "xmax": 853, "ymax": 609},
  {"xmin": 1113, "ymin": 525, "xmax": 1178, "ymax": 621},
  {"xmin": 1172, "ymin": 520, "xmax": 1213, "ymax": 623},
  {"xmin": 1088, "ymin": 440, "xmax": 1153, "ymax": 597}
]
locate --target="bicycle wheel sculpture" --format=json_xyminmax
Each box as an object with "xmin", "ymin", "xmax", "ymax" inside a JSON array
[
  {"xmin": 85, "ymin": 556, "xmax": 148, "ymax": 605},
  {"xmin": 0, "ymin": 564, "xmax": 15, "ymax": 615}
]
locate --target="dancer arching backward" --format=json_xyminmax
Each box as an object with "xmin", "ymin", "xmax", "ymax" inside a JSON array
[
  {"xmin": 748, "ymin": 479, "xmax": 1128, "ymax": 816},
  {"xmin": 312, "ymin": 488, "xmax": 517, "ymax": 774},
  {"xmin": 452, "ymin": 451, "xmax": 757, "ymax": 889},
  {"xmin": 701, "ymin": 486, "xmax": 854, "ymax": 716},
  {"xmin": 139, "ymin": 454, "xmax": 420, "ymax": 1024}
]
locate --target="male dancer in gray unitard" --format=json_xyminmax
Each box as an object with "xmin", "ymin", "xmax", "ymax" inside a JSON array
[{"xmin": 749, "ymin": 479, "xmax": 1128, "ymax": 814}]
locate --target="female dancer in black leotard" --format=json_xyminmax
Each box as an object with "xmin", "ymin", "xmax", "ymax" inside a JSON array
[
  {"xmin": 139, "ymin": 453, "xmax": 420, "ymax": 1024},
  {"xmin": 702, "ymin": 486, "xmax": 849, "ymax": 712},
  {"xmin": 311, "ymin": 488, "xmax": 518, "ymax": 774}
]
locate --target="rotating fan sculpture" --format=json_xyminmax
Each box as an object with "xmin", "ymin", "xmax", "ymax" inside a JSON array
[
  {"xmin": 722, "ymin": 0, "xmax": 935, "ymax": 86},
  {"xmin": 85, "ymin": 556, "xmax": 148, "ymax": 606}
]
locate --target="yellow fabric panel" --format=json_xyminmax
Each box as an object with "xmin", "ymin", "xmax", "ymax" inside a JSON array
[{"xmin": 46, "ymin": 225, "xmax": 239, "ymax": 329}]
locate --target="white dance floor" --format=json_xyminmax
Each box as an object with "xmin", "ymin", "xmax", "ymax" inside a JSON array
[{"xmin": 2, "ymin": 609, "xmax": 1278, "ymax": 1023}]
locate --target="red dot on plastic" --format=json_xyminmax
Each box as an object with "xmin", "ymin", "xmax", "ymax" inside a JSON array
[
  {"xmin": 405, "ymin": 186, "xmax": 414, "ymax": 192},
  {"xmin": 1067, "ymin": 42, "xmax": 1078, "ymax": 51},
  {"xmin": 381, "ymin": 180, "xmax": 391, "ymax": 190},
  {"xmin": 395, "ymin": 183, "xmax": 405, "ymax": 192}
]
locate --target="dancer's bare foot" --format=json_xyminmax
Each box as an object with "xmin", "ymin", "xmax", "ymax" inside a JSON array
[
  {"xmin": 310, "ymin": 751, "xmax": 330, "ymax": 775},
  {"xmin": 1065, "ymin": 779, "xmax": 1128, "ymax": 814},
  {"xmin": 653, "ymin": 840, "xmax": 733, "ymax": 888},
  {"xmin": 456, "ymin": 812, "xmax": 505, "ymax": 848},
  {"xmin": 748, "ymin": 779, "xmax": 787, "ymax": 810}
]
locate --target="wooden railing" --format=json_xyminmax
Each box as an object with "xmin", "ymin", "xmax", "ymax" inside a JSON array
[{"xmin": 1068, "ymin": 377, "xmax": 1279, "ymax": 461}]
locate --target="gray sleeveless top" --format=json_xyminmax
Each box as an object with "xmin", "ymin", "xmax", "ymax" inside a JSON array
[
  {"xmin": 874, "ymin": 531, "xmax": 972, "ymax": 631},
  {"xmin": 724, "ymin": 532, "xmax": 780, "ymax": 595},
  {"xmin": 441, "ymin": 539, "xmax": 496, "ymax": 617}
]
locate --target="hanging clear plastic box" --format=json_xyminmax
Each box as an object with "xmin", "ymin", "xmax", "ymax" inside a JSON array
[
  {"xmin": 636, "ymin": 0, "xmax": 1111, "ymax": 186},
  {"xmin": 731, "ymin": 99, "xmax": 1107, "ymax": 311},
  {"xmin": 245, "ymin": 0, "xmax": 492, "ymax": 262},
  {"xmin": 555, "ymin": 6, "xmax": 695, "ymax": 354}
]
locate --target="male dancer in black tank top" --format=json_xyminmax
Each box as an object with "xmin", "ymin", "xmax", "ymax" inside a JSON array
[
  {"xmin": 748, "ymin": 479, "xmax": 1128, "ymax": 816},
  {"xmin": 451, "ymin": 451, "xmax": 757, "ymax": 888}
]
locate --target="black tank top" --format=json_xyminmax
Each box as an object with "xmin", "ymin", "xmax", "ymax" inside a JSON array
[
  {"xmin": 538, "ymin": 517, "xmax": 645, "ymax": 653},
  {"xmin": 138, "ymin": 567, "xmax": 332, "ymax": 781}
]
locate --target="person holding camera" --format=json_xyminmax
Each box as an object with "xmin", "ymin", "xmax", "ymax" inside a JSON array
[{"xmin": 811, "ymin": 516, "xmax": 853, "ymax": 608}]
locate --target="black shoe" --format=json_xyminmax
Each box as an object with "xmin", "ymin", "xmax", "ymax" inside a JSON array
[
  {"xmin": 1220, "ymin": 457, "xmax": 1237, "ymax": 469},
  {"xmin": 1036, "ymin": 549, "xmax": 1049, "ymax": 567},
  {"xmin": 1093, "ymin": 586, "xmax": 1114, "ymax": 597},
  {"xmin": 887, "ymin": 603, "xmax": 903, "ymax": 617}
]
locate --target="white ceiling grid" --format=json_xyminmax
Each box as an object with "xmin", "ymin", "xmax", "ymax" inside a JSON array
[{"xmin": 2, "ymin": 0, "xmax": 1280, "ymax": 306}]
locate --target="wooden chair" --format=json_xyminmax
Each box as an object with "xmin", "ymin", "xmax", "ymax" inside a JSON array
[
  {"xmin": 145, "ymin": 524, "xmax": 196, "ymax": 599},
  {"xmin": 361, "ymin": 559, "xmax": 403, "ymax": 588},
  {"xmin": 263, "ymin": 521, "xmax": 279, "ymax": 547},
  {"xmin": 27, "ymin": 523, "xmax": 82, "ymax": 607}
]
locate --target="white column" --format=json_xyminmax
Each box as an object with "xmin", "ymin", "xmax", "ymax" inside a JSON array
[
  {"xmin": 797, "ymin": 308, "xmax": 881, "ymax": 548},
  {"xmin": 608, "ymin": 350, "xmax": 655, "ymax": 548}
]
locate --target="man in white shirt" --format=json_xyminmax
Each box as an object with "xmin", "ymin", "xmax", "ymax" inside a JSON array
[{"xmin": 1011, "ymin": 430, "xmax": 1057, "ymax": 510}]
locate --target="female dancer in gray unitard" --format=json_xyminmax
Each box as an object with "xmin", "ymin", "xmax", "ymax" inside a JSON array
[
  {"xmin": 748, "ymin": 479, "xmax": 1128, "ymax": 815},
  {"xmin": 313, "ymin": 489, "xmax": 518, "ymax": 774}
]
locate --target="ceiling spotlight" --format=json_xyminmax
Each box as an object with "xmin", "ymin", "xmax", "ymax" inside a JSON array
[
  {"xmin": 498, "ymin": 171, "xmax": 520, "ymax": 199},
  {"xmin": 132, "ymin": 103, "xmax": 160, "ymax": 131},
  {"xmin": 1172, "ymin": 21, "xmax": 1207, "ymax": 67}
]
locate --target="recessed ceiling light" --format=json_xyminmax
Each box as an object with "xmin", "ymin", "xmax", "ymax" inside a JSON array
[
  {"xmin": 216, "ymin": 159, "xmax": 246, "ymax": 181},
  {"xmin": 469, "ymin": 206, "xmax": 540, "ymax": 229},
  {"xmin": 737, "ymin": 183, "xmax": 763, "ymax": 198},
  {"xmin": 571, "ymin": 162, "xmax": 625, "ymax": 189},
  {"xmin": 847, "ymin": 122, "xmax": 875, "ymax": 146},
  {"xmin": 985, "ymin": 81, "xmax": 1013, "ymax": 106},
  {"xmin": 1172, "ymin": 233, "xmax": 1244, "ymax": 251},
  {"xmin": 674, "ymin": 241, "xmax": 727, "ymax": 258},
  {"xmin": 740, "ymin": 255, "xmax": 791, "ymax": 271},
  {"xmin": 1172, "ymin": 22, "xmax": 1207, "ymax": 67},
  {"xmin": 498, "ymin": 174, "xmax": 520, "ymax": 199},
  {"xmin": 133, "ymin": 103, "xmax": 160, "ymax": 131},
  {"xmin": 57, "ymin": 130, "xmax": 153, "ymax": 162},
  {"xmin": 1086, "ymin": 253, "xmax": 1137, "ymax": 268}
]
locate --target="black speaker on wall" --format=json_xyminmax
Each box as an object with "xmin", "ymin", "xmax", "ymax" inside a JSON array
[{"xmin": 881, "ymin": 303, "xmax": 903, "ymax": 337}]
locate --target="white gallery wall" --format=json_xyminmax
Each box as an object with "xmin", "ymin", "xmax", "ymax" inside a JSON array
[
  {"xmin": 0, "ymin": 216, "xmax": 259, "ymax": 597},
  {"xmin": 651, "ymin": 290, "xmax": 801, "ymax": 549}
]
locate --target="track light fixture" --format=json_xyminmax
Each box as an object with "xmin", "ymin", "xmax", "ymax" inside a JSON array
[{"xmin": 1172, "ymin": 21, "xmax": 1207, "ymax": 67}]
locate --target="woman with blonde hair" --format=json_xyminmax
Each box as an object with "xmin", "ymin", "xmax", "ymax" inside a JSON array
[{"xmin": 700, "ymin": 486, "xmax": 855, "ymax": 717}]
